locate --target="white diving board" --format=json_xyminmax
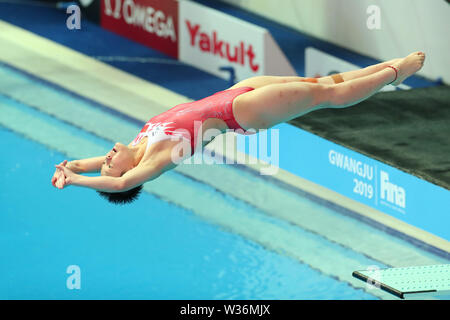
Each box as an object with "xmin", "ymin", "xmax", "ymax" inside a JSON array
[{"xmin": 353, "ymin": 264, "xmax": 450, "ymax": 299}]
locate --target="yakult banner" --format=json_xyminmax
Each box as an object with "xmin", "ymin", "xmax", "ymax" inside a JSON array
[
  {"xmin": 178, "ymin": 0, "xmax": 295, "ymax": 81},
  {"xmin": 101, "ymin": 0, "xmax": 179, "ymax": 58}
]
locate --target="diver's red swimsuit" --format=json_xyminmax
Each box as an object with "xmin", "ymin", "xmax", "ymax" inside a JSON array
[{"xmin": 131, "ymin": 87, "xmax": 255, "ymax": 154}]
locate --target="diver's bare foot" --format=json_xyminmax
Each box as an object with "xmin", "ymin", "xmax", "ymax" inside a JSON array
[{"xmin": 390, "ymin": 52, "xmax": 425, "ymax": 86}]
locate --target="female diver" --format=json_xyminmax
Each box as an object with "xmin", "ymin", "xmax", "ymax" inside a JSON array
[{"xmin": 51, "ymin": 52, "xmax": 425, "ymax": 204}]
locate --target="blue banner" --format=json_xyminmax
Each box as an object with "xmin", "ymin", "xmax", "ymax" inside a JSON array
[{"xmin": 237, "ymin": 123, "xmax": 450, "ymax": 241}]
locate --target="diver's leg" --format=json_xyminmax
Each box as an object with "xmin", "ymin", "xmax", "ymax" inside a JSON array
[
  {"xmin": 229, "ymin": 75, "xmax": 317, "ymax": 90},
  {"xmin": 233, "ymin": 52, "xmax": 424, "ymax": 129},
  {"xmin": 229, "ymin": 58, "xmax": 401, "ymax": 90},
  {"xmin": 317, "ymin": 58, "xmax": 401, "ymax": 84}
]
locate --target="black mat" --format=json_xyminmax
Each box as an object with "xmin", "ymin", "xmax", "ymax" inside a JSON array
[{"xmin": 289, "ymin": 85, "xmax": 450, "ymax": 190}]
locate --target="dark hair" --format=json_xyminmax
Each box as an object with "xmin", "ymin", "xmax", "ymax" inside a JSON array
[{"xmin": 97, "ymin": 185, "xmax": 143, "ymax": 205}]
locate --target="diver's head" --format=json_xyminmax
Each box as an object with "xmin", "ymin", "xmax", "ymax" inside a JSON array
[
  {"xmin": 97, "ymin": 185, "xmax": 143, "ymax": 205},
  {"xmin": 98, "ymin": 142, "xmax": 142, "ymax": 205},
  {"xmin": 100, "ymin": 142, "xmax": 136, "ymax": 177}
]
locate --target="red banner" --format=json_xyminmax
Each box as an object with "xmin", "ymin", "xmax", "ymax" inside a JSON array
[{"xmin": 101, "ymin": 0, "xmax": 179, "ymax": 58}]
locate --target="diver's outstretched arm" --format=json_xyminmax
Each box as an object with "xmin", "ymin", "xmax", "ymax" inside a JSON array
[
  {"xmin": 51, "ymin": 156, "xmax": 106, "ymax": 189},
  {"xmin": 65, "ymin": 156, "xmax": 105, "ymax": 173},
  {"xmin": 53, "ymin": 145, "xmax": 177, "ymax": 192},
  {"xmin": 53, "ymin": 160, "xmax": 164, "ymax": 192},
  {"xmin": 54, "ymin": 164, "xmax": 123, "ymax": 192}
]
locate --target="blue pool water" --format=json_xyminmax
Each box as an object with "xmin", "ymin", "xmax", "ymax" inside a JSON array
[
  {"xmin": 0, "ymin": 63, "xmax": 379, "ymax": 299},
  {"xmin": 0, "ymin": 127, "xmax": 376, "ymax": 300}
]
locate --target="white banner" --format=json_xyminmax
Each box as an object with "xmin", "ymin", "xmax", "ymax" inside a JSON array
[{"xmin": 179, "ymin": 0, "xmax": 295, "ymax": 82}]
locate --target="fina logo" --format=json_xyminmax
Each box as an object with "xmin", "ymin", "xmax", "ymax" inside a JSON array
[{"xmin": 380, "ymin": 170, "xmax": 406, "ymax": 209}]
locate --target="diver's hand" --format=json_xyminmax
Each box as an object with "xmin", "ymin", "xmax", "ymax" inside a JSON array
[
  {"xmin": 51, "ymin": 160, "xmax": 67, "ymax": 189},
  {"xmin": 54, "ymin": 163, "xmax": 77, "ymax": 188}
]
